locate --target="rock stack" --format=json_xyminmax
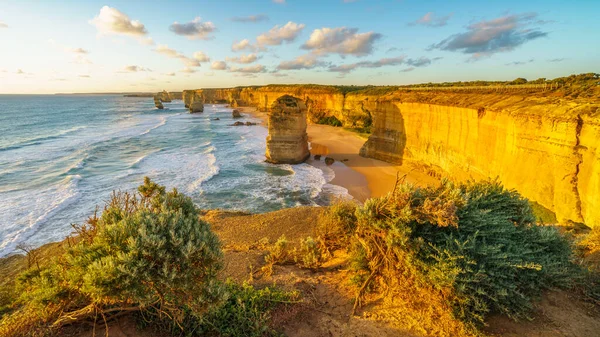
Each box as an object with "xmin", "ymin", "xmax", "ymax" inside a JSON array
[
  {"xmin": 154, "ymin": 95, "xmax": 164, "ymax": 109},
  {"xmin": 160, "ymin": 90, "xmax": 172, "ymax": 102},
  {"xmin": 265, "ymin": 95, "xmax": 310, "ymax": 164},
  {"xmin": 232, "ymin": 109, "xmax": 242, "ymax": 118},
  {"xmin": 189, "ymin": 92, "xmax": 204, "ymax": 113}
]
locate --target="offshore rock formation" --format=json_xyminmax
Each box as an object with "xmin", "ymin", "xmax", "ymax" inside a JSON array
[
  {"xmin": 265, "ymin": 95, "xmax": 310, "ymax": 164},
  {"xmin": 189, "ymin": 92, "xmax": 204, "ymax": 113},
  {"xmin": 160, "ymin": 90, "xmax": 172, "ymax": 102},
  {"xmin": 153, "ymin": 95, "xmax": 164, "ymax": 109},
  {"xmin": 232, "ymin": 109, "xmax": 242, "ymax": 118},
  {"xmin": 181, "ymin": 84, "xmax": 600, "ymax": 227}
]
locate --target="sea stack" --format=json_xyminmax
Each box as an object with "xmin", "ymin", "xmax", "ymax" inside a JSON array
[
  {"xmin": 265, "ymin": 95, "xmax": 310, "ymax": 164},
  {"xmin": 160, "ymin": 90, "xmax": 172, "ymax": 102},
  {"xmin": 153, "ymin": 95, "xmax": 164, "ymax": 109},
  {"xmin": 189, "ymin": 92, "xmax": 204, "ymax": 113}
]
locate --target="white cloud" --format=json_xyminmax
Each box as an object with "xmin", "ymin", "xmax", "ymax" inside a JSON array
[
  {"xmin": 181, "ymin": 67, "xmax": 197, "ymax": 73},
  {"xmin": 229, "ymin": 64, "xmax": 266, "ymax": 73},
  {"xmin": 169, "ymin": 17, "xmax": 216, "ymax": 40},
  {"xmin": 193, "ymin": 51, "xmax": 211, "ymax": 62},
  {"xmin": 273, "ymin": 0, "xmax": 285, "ymax": 3},
  {"xmin": 0, "ymin": 21, "xmax": 8, "ymax": 28},
  {"xmin": 231, "ymin": 39, "xmax": 256, "ymax": 52},
  {"xmin": 211, "ymin": 61, "xmax": 227, "ymax": 70},
  {"xmin": 48, "ymin": 39, "xmax": 93, "ymax": 64},
  {"xmin": 257, "ymin": 21, "xmax": 305, "ymax": 46},
  {"xmin": 328, "ymin": 56, "xmax": 407, "ymax": 74},
  {"xmin": 409, "ymin": 12, "xmax": 453, "ymax": 27},
  {"xmin": 430, "ymin": 13, "xmax": 548, "ymax": 59},
  {"xmin": 226, "ymin": 53, "xmax": 258, "ymax": 64},
  {"xmin": 121, "ymin": 65, "xmax": 151, "ymax": 72},
  {"xmin": 165, "ymin": 72, "xmax": 176, "ymax": 76},
  {"xmin": 277, "ymin": 54, "xmax": 327, "ymax": 70},
  {"xmin": 90, "ymin": 6, "xmax": 151, "ymax": 45},
  {"xmin": 69, "ymin": 47, "xmax": 89, "ymax": 54},
  {"xmin": 16, "ymin": 69, "xmax": 25, "ymax": 74},
  {"xmin": 302, "ymin": 27, "xmax": 382, "ymax": 56},
  {"xmin": 154, "ymin": 44, "xmax": 201, "ymax": 67},
  {"xmin": 231, "ymin": 14, "xmax": 269, "ymax": 23}
]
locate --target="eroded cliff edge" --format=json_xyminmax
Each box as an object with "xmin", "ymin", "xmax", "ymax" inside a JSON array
[{"xmin": 183, "ymin": 85, "xmax": 600, "ymax": 227}]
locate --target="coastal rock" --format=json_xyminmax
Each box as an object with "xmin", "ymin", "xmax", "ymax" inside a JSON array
[
  {"xmin": 190, "ymin": 101, "xmax": 204, "ymax": 113},
  {"xmin": 230, "ymin": 121, "xmax": 257, "ymax": 126},
  {"xmin": 189, "ymin": 92, "xmax": 204, "ymax": 113},
  {"xmin": 265, "ymin": 95, "xmax": 310, "ymax": 164},
  {"xmin": 314, "ymin": 154, "xmax": 321, "ymax": 160},
  {"xmin": 182, "ymin": 90, "xmax": 194, "ymax": 108},
  {"xmin": 160, "ymin": 90, "xmax": 172, "ymax": 103},
  {"xmin": 325, "ymin": 157, "xmax": 335, "ymax": 165},
  {"xmin": 232, "ymin": 109, "xmax": 242, "ymax": 118},
  {"xmin": 231, "ymin": 99, "xmax": 239, "ymax": 108},
  {"xmin": 153, "ymin": 95, "xmax": 164, "ymax": 109},
  {"xmin": 212, "ymin": 117, "xmax": 220, "ymax": 121}
]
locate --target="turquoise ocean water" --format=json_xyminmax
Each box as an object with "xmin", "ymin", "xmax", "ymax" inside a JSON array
[{"xmin": 0, "ymin": 95, "xmax": 349, "ymax": 257}]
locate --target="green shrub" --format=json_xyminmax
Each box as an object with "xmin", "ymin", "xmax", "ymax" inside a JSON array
[
  {"xmin": 296, "ymin": 237, "xmax": 323, "ymax": 269},
  {"xmin": 317, "ymin": 200, "xmax": 357, "ymax": 250},
  {"xmin": 2, "ymin": 178, "xmax": 223, "ymax": 335},
  {"xmin": 156, "ymin": 280, "xmax": 299, "ymax": 337},
  {"xmin": 349, "ymin": 179, "xmax": 580, "ymax": 325},
  {"xmin": 317, "ymin": 116, "xmax": 343, "ymax": 127},
  {"xmin": 529, "ymin": 201, "xmax": 558, "ymax": 224}
]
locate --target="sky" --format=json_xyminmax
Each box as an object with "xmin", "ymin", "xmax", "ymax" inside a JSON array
[{"xmin": 0, "ymin": 0, "xmax": 598, "ymax": 94}]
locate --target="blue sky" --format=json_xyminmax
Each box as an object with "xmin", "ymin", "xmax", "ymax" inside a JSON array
[{"xmin": 0, "ymin": 0, "xmax": 598, "ymax": 93}]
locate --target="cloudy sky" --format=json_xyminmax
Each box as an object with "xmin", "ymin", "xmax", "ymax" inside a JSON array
[{"xmin": 0, "ymin": 0, "xmax": 598, "ymax": 94}]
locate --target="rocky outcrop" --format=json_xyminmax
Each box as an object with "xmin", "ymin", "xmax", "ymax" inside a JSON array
[
  {"xmin": 232, "ymin": 109, "xmax": 242, "ymax": 118},
  {"xmin": 265, "ymin": 95, "xmax": 310, "ymax": 164},
  {"xmin": 189, "ymin": 92, "xmax": 204, "ymax": 113},
  {"xmin": 159, "ymin": 90, "xmax": 172, "ymax": 102},
  {"xmin": 153, "ymin": 95, "xmax": 164, "ymax": 109}
]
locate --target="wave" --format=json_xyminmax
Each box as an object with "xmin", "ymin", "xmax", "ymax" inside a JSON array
[
  {"xmin": 0, "ymin": 126, "xmax": 87, "ymax": 152},
  {"xmin": 0, "ymin": 174, "xmax": 81, "ymax": 257}
]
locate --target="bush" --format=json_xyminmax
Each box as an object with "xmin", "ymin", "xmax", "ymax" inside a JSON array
[
  {"xmin": 317, "ymin": 116, "xmax": 343, "ymax": 127},
  {"xmin": 296, "ymin": 237, "xmax": 323, "ymax": 269},
  {"xmin": 317, "ymin": 200, "xmax": 357, "ymax": 250},
  {"xmin": 157, "ymin": 280, "xmax": 300, "ymax": 337},
  {"xmin": 347, "ymin": 179, "xmax": 580, "ymax": 325},
  {"xmin": 1, "ymin": 178, "xmax": 223, "ymax": 335}
]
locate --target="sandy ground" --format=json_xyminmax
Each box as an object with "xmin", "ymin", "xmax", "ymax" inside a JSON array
[{"xmin": 236, "ymin": 106, "xmax": 438, "ymax": 202}]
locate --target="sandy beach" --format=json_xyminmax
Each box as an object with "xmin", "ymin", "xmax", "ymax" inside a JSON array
[{"xmin": 236, "ymin": 106, "xmax": 438, "ymax": 202}]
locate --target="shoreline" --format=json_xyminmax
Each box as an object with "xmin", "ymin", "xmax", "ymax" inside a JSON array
[{"xmin": 235, "ymin": 106, "xmax": 438, "ymax": 202}]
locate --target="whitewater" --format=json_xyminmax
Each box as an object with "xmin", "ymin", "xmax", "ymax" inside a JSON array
[{"xmin": 0, "ymin": 95, "xmax": 350, "ymax": 257}]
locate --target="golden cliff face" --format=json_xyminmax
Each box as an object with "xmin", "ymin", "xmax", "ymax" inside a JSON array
[{"xmin": 360, "ymin": 93, "xmax": 600, "ymax": 227}]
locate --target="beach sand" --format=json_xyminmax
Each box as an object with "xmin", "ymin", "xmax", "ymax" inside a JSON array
[{"xmin": 236, "ymin": 106, "xmax": 438, "ymax": 202}]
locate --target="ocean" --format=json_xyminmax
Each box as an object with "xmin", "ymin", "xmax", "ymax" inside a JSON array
[{"xmin": 0, "ymin": 95, "xmax": 349, "ymax": 257}]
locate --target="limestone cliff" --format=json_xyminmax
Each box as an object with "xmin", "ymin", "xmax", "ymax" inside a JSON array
[
  {"xmin": 265, "ymin": 95, "xmax": 310, "ymax": 164},
  {"xmin": 359, "ymin": 92, "xmax": 600, "ymax": 227}
]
